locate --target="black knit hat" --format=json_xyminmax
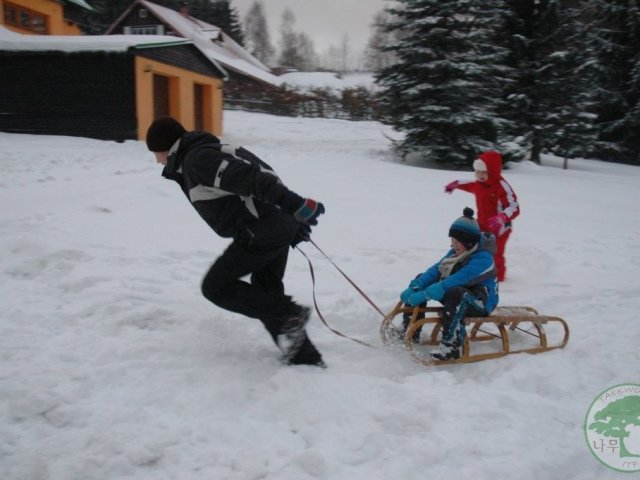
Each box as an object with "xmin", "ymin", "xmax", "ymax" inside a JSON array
[
  {"xmin": 146, "ymin": 117, "xmax": 186, "ymax": 152},
  {"xmin": 449, "ymin": 207, "xmax": 481, "ymax": 249}
]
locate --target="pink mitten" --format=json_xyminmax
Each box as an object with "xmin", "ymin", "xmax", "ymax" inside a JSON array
[
  {"xmin": 444, "ymin": 180, "xmax": 459, "ymax": 194},
  {"xmin": 488, "ymin": 213, "xmax": 508, "ymax": 234}
]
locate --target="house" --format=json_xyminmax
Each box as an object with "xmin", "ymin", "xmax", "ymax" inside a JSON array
[
  {"xmin": 1, "ymin": 0, "xmax": 94, "ymax": 35},
  {"xmin": 0, "ymin": 25, "xmax": 226, "ymax": 140},
  {"xmin": 105, "ymin": 0, "xmax": 282, "ymax": 92}
]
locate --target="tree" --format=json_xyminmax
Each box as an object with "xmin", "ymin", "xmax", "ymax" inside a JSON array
[
  {"xmin": 586, "ymin": 0, "xmax": 640, "ymax": 164},
  {"xmin": 277, "ymin": 8, "xmax": 318, "ymax": 71},
  {"xmin": 590, "ymin": 395, "xmax": 640, "ymax": 458},
  {"xmin": 296, "ymin": 32, "xmax": 319, "ymax": 71},
  {"xmin": 497, "ymin": 0, "xmax": 594, "ymax": 163},
  {"xmin": 278, "ymin": 8, "xmax": 301, "ymax": 68},
  {"xmin": 319, "ymin": 45, "xmax": 343, "ymax": 71},
  {"xmin": 545, "ymin": 0, "xmax": 596, "ymax": 163},
  {"xmin": 192, "ymin": 0, "xmax": 245, "ymax": 45},
  {"xmin": 625, "ymin": 57, "xmax": 640, "ymax": 163},
  {"xmin": 375, "ymin": 0, "xmax": 511, "ymax": 167},
  {"xmin": 337, "ymin": 34, "xmax": 351, "ymax": 73},
  {"xmin": 318, "ymin": 34, "xmax": 352, "ymax": 72},
  {"xmin": 364, "ymin": 11, "xmax": 400, "ymax": 72},
  {"xmin": 215, "ymin": 0, "xmax": 245, "ymax": 45},
  {"xmin": 244, "ymin": 1, "xmax": 275, "ymax": 66},
  {"xmin": 77, "ymin": 0, "xmax": 133, "ymax": 34}
]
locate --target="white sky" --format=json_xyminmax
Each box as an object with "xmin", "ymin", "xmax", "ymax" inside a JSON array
[{"xmin": 231, "ymin": 0, "xmax": 387, "ymax": 58}]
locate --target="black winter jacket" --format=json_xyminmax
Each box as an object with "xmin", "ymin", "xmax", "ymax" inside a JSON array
[{"xmin": 162, "ymin": 132, "xmax": 298, "ymax": 245}]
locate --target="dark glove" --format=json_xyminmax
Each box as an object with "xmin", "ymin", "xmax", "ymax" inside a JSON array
[
  {"xmin": 280, "ymin": 191, "xmax": 325, "ymax": 226},
  {"xmin": 291, "ymin": 223, "xmax": 312, "ymax": 248}
]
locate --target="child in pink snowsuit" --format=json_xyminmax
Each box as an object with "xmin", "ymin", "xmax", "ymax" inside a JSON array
[{"xmin": 444, "ymin": 151, "xmax": 519, "ymax": 281}]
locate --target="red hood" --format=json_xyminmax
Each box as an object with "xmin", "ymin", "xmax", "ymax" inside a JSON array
[{"xmin": 478, "ymin": 150, "xmax": 503, "ymax": 183}]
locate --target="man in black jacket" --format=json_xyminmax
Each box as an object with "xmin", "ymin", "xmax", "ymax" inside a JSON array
[{"xmin": 146, "ymin": 117, "xmax": 325, "ymax": 367}]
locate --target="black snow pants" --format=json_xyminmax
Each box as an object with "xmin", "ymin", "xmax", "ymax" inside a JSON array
[{"xmin": 200, "ymin": 214, "xmax": 302, "ymax": 342}]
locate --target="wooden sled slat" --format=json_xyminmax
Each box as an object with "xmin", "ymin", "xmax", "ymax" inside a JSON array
[{"xmin": 380, "ymin": 301, "xmax": 569, "ymax": 366}]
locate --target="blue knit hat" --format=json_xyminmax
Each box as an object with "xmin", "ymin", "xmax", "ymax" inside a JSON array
[{"xmin": 449, "ymin": 207, "xmax": 481, "ymax": 249}]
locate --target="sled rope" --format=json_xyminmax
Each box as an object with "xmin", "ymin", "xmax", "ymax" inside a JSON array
[
  {"xmin": 296, "ymin": 242, "xmax": 379, "ymax": 348},
  {"xmin": 309, "ymin": 239, "xmax": 387, "ymax": 318}
]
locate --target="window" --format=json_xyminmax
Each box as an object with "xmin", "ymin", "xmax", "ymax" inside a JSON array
[
  {"xmin": 30, "ymin": 15, "xmax": 46, "ymax": 34},
  {"xmin": 19, "ymin": 11, "xmax": 30, "ymax": 27},
  {"xmin": 4, "ymin": 2, "xmax": 48, "ymax": 34},
  {"xmin": 138, "ymin": 8, "xmax": 148, "ymax": 18},
  {"xmin": 3, "ymin": 5, "xmax": 17, "ymax": 25},
  {"xmin": 124, "ymin": 25, "xmax": 165, "ymax": 35}
]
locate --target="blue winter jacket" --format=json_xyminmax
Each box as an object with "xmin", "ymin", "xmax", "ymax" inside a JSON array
[{"xmin": 414, "ymin": 233, "xmax": 499, "ymax": 312}]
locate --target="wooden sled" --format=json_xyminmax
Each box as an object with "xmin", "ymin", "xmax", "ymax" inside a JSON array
[{"xmin": 380, "ymin": 301, "xmax": 569, "ymax": 366}]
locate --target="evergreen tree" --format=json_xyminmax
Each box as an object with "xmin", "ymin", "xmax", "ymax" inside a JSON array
[
  {"xmin": 375, "ymin": 0, "xmax": 510, "ymax": 166},
  {"xmin": 244, "ymin": 1, "xmax": 275, "ymax": 66},
  {"xmin": 78, "ymin": 0, "xmax": 133, "ymax": 34},
  {"xmin": 586, "ymin": 0, "xmax": 640, "ymax": 164},
  {"xmin": 548, "ymin": 0, "xmax": 596, "ymax": 162},
  {"xmin": 497, "ymin": 0, "xmax": 593, "ymax": 163},
  {"xmin": 211, "ymin": 0, "xmax": 245, "ymax": 46},
  {"xmin": 626, "ymin": 55, "xmax": 640, "ymax": 163},
  {"xmin": 187, "ymin": 0, "xmax": 244, "ymax": 45}
]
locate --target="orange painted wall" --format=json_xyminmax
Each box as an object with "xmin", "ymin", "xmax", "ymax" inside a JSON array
[
  {"xmin": 1, "ymin": 0, "xmax": 83, "ymax": 35},
  {"xmin": 135, "ymin": 56, "xmax": 223, "ymax": 140}
]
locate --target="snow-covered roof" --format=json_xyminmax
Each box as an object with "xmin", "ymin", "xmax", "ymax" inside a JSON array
[
  {"xmin": 0, "ymin": 25, "xmax": 190, "ymax": 53},
  {"xmin": 65, "ymin": 0, "xmax": 95, "ymax": 11},
  {"xmin": 279, "ymin": 72, "xmax": 377, "ymax": 92},
  {"xmin": 109, "ymin": 1, "xmax": 281, "ymax": 87}
]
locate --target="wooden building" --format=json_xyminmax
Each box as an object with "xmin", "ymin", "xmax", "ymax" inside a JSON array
[
  {"xmin": 0, "ymin": 27, "xmax": 225, "ymax": 141},
  {"xmin": 1, "ymin": 0, "xmax": 94, "ymax": 35},
  {"xmin": 106, "ymin": 1, "xmax": 281, "ymax": 89}
]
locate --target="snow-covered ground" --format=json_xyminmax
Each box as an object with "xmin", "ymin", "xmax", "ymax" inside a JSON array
[
  {"xmin": 1, "ymin": 110, "xmax": 638, "ymax": 479},
  {"xmin": 278, "ymin": 71, "xmax": 376, "ymax": 92}
]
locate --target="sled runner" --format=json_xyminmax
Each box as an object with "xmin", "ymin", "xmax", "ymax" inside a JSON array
[{"xmin": 380, "ymin": 301, "xmax": 569, "ymax": 366}]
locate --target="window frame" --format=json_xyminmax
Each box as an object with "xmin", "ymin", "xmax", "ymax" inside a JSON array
[{"xmin": 4, "ymin": 1, "xmax": 48, "ymax": 34}]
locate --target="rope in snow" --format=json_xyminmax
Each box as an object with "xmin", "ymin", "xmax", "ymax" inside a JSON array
[
  {"xmin": 309, "ymin": 239, "xmax": 387, "ymax": 318},
  {"xmin": 296, "ymin": 241, "xmax": 380, "ymax": 349}
]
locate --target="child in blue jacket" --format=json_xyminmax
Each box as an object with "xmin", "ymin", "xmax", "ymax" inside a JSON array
[{"xmin": 400, "ymin": 208, "xmax": 499, "ymax": 360}]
